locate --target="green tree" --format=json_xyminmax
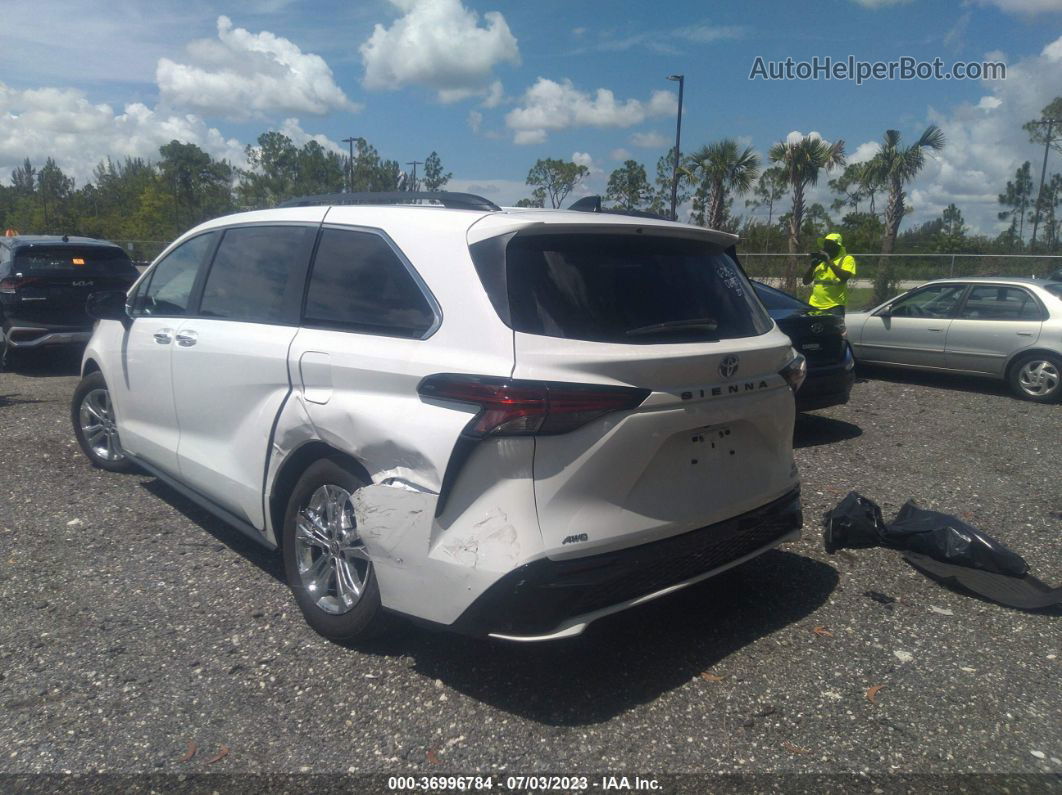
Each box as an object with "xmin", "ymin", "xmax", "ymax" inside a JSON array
[
  {"xmin": 421, "ymin": 151, "xmax": 452, "ymax": 192},
  {"xmin": 684, "ymin": 139, "xmax": 760, "ymax": 230},
  {"xmin": 159, "ymin": 140, "xmax": 234, "ymax": 235},
  {"xmin": 605, "ymin": 160, "xmax": 651, "ymax": 210},
  {"xmin": 526, "ymin": 158, "xmax": 589, "ymax": 209},
  {"xmin": 997, "ymin": 161, "xmax": 1035, "ymax": 249},
  {"xmin": 514, "ymin": 187, "xmax": 546, "ymax": 208},
  {"xmin": 648, "ymin": 148, "xmax": 690, "ymax": 219},
  {"xmin": 769, "ymin": 134, "xmax": 846, "ymax": 291},
  {"xmin": 11, "ymin": 158, "xmax": 36, "ymax": 196},
  {"xmin": 837, "ymin": 211, "xmax": 884, "ymax": 253},
  {"xmin": 863, "ymin": 126, "xmax": 945, "ymax": 255},
  {"xmin": 745, "ymin": 166, "xmax": 788, "ymax": 252},
  {"xmin": 349, "ymin": 138, "xmax": 402, "ymax": 192},
  {"xmin": 828, "ymin": 162, "xmax": 883, "ymax": 216},
  {"xmin": 935, "ymin": 203, "xmax": 967, "ymax": 252}
]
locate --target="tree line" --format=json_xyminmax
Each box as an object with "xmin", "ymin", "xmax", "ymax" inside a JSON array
[
  {"xmin": 0, "ymin": 132, "xmax": 451, "ymax": 261},
  {"xmin": 518, "ymin": 96, "xmax": 1062, "ymax": 297}
]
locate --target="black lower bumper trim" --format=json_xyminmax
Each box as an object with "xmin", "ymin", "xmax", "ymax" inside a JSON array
[{"xmin": 450, "ymin": 488, "xmax": 802, "ymax": 637}]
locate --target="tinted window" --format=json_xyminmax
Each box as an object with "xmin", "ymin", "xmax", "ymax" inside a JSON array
[
  {"xmin": 137, "ymin": 232, "xmax": 217, "ymax": 317},
  {"xmin": 959, "ymin": 285, "xmax": 1043, "ymax": 321},
  {"xmin": 753, "ymin": 281, "xmax": 807, "ymax": 310},
  {"xmin": 503, "ymin": 234, "xmax": 771, "ymax": 344},
  {"xmin": 14, "ymin": 245, "xmax": 136, "ymax": 275},
  {"xmin": 889, "ymin": 284, "xmax": 966, "ymax": 318},
  {"xmin": 199, "ymin": 226, "xmax": 312, "ymax": 324},
  {"xmin": 1044, "ymin": 283, "xmax": 1062, "ymax": 299},
  {"xmin": 303, "ymin": 228, "xmax": 436, "ymax": 338}
]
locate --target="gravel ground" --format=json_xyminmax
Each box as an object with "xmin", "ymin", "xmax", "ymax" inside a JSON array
[{"xmin": 0, "ymin": 351, "xmax": 1059, "ymax": 786}]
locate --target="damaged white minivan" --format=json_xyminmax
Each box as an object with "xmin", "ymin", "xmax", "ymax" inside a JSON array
[{"xmin": 73, "ymin": 192, "xmax": 806, "ymax": 642}]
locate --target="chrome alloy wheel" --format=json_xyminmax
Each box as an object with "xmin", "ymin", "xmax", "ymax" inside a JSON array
[
  {"xmin": 78, "ymin": 388, "xmax": 125, "ymax": 462},
  {"xmin": 1017, "ymin": 358, "xmax": 1060, "ymax": 398},
  {"xmin": 295, "ymin": 484, "xmax": 372, "ymax": 615}
]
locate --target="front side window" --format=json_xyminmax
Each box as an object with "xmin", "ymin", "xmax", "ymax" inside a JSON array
[
  {"xmin": 502, "ymin": 234, "xmax": 771, "ymax": 344},
  {"xmin": 199, "ymin": 226, "xmax": 313, "ymax": 324},
  {"xmin": 889, "ymin": 284, "xmax": 966, "ymax": 319},
  {"xmin": 135, "ymin": 232, "xmax": 217, "ymax": 317},
  {"xmin": 959, "ymin": 285, "xmax": 1043, "ymax": 321},
  {"xmin": 303, "ymin": 228, "xmax": 436, "ymax": 338}
]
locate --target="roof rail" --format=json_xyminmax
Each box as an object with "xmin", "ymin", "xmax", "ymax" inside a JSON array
[
  {"xmin": 277, "ymin": 191, "xmax": 501, "ymax": 212},
  {"xmin": 567, "ymin": 195, "xmax": 669, "ymax": 221}
]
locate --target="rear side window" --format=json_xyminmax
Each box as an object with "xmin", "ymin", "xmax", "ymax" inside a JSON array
[
  {"xmin": 199, "ymin": 225, "xmax": 313, "ymax": 324},
  {"xmin": 501, "ymin": 233, "xmax": 771, "ymax": 344},
  {"xmin": 1045, "ymin": 284, "xmax": 1062, "ymax": 299},
  {"xmin": 14, "ymin": 245, "xmax": 135, "ymax": 275},
  {"xmin": 959, "ymin": 285, "xmax": 1044, "ymax": 321},
  {"xmin": 302, "ymin": 228, "xmax": 436, "ymax": 338},
  {"xmin": 753, "ymin": 281, "xmax": 807, "ymax": 310}
]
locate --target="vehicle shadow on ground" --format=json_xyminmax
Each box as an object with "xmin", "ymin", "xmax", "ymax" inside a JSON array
[
  {"xmin": 856, "ymin": 364, "xmax": 1012, "ymax": 399},
  {"xmin": 360, "ymin": 549, "xmax": 838, "ymax": 726},
  {"xmin": 794, "ymin": 413, "xmax": 862, "ymax": 448},
  {"xmin": 139, "ymin": 478, "xmax": 285, "ymax": 582},
  {"xmin": 0, "ymin": 392, "xmax": 45, "ymax": 408},
  {"xmin": 2, "ymin": 348, "xmax": 83, "ymax": 378}
]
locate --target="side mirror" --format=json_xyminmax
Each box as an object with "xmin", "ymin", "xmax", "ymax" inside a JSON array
[
  {"xmin": 86, "ymin": 290, "xmax": 130, "ymax": 323},
  {"xmin": 875, "ymin": 305, "xmax": 892, "ymax": 318}
]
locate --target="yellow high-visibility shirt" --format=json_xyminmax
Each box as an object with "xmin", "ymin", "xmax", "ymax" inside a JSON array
[{"xmin": 808, "ymin": 254, "xmax": 857, "ymax": 309}]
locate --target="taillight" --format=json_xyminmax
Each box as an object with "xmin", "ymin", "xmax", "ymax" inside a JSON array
[
  {"xmin": 780, "ymin": 354, "xmax": 807, "ymax": 392},
  {"xmin": 418, "ymin": 374, "xmax": 649, "ymax": 437},
  {"xmin": 0, "ymin": 276, "xmax": 36, "ymax": 294}
]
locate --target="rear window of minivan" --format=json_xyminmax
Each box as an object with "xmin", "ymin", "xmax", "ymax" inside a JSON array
[
  {"xmin": 495, "ymin": 233, "xmax": 771, "ymax": 344},
  {"xmin": 14, "ymin": 245, "xmax": 136, "ymax": 275}
]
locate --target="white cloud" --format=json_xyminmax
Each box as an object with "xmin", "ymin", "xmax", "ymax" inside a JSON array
[
  {"xmin": 849, "ymin": 141, "xmax": 879, "ymax": 163},
  {"xmin": 157, "ymin": 16, "xmax": 359, "ymax": 120},
  {"xmin": 360, "ymin": 0, "xmax": 519, "ymax": 103},
  {"xmin": 610, "ymin": 148, "xmax": 632, "ymax": 161},
  {"xmin": 848, "ymin": 0, "xmax": 912, "ymax": 7},
  {"xmin": 467, "ymin": 110, "xmax": 483, "ymax": 134},
  {"xmin": 0, "ymin": 82, "xmax": 245, "ymax": 184},
  {"xmin": 897, "ymin": 33, "xmax": 1062, "ymax": 234},
  {"xmin": 482, "ymin": 81, "xmax": 505, "ymax": 108},
  {"xmin": 590, "ymin": 22, "xmax": 744, "ymax": 54},
  {"xmin": 276, "ymin": 118, "xmax": 344, "ymax": 154},
  {"xmin": 631, "ymin": 131, "xmax": 670, "ymax": 148},
  {"xmin": 973, "ymin": 0, "xmax": 1062, "ymax": 14},
  {"xmin": 506, "ymin": 79, "xmax": 678, "ymax": 143}
]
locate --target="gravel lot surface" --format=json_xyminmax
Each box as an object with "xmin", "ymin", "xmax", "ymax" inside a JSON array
[{"xmin": 0, "ymin": 352, "xmax": 1059, "ymax": 786}]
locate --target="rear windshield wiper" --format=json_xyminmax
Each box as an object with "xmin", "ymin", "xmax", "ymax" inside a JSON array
[{"xmin": 625, "ymin": 318, "xmax": 719, "ymax": 337}]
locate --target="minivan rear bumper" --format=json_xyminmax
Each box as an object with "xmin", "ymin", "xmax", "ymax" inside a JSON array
[
  {"xmin": 449, "ymin": 488, "xmax": 802, "ymax": 640},
  {"xmin": 5, "ymin": 325, "xmax": 93, "ymax": 348}
]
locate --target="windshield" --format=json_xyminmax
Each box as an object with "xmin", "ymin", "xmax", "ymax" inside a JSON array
[
  {"xmin": 1044, "ymin": 283, "xmax": 1062, "ymax": 300},
  {"xmin": 498, "ymin": 233, "xmax": 771, "ymax": 344},
  {"xmin": 13, "ymin": 245, "xmax": 136, "ymax": 275}
]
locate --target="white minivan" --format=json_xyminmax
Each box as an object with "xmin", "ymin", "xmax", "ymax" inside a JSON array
[{"xmin": 73, "ymin": 192, "xmax": 806, "ymax": 642}]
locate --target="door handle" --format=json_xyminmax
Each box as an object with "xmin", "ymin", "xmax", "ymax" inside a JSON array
[
  {"xmin": 175, "ymin": 330, "xmax": 198, "ymax": 347},
  {"xmin": 153, "ymin": 329, "xmax": 173, "ymax": 344}
]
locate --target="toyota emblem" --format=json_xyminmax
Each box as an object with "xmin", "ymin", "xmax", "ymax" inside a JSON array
[
  {"xmin": 810, "ymin": 322, "xmax": 824, "ymax": 335},
  {"xmin": 719, "ymin": 354, "xmax": 739, "ymax": 379}
]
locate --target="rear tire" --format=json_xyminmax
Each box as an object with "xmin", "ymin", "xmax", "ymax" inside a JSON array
[
  {"xmin": 71, "ymin": 371, "xmax": 134, "ymax": 472},
  {"xmin": 282, "ymin": 457, "xmax": 389, "ymax": 643},
  {"xmin": 1007, "ymin": 352, "xmax": 1062, "ymax": 403}
]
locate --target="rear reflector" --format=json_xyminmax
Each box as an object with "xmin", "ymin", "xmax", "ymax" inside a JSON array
[
  {"xmin": 418, "ymin": 374, "xmax": 649, "ymax": 437},
  {"xmin": 0, "ymin": 276, "xmax": 38, "ymax": 294}
]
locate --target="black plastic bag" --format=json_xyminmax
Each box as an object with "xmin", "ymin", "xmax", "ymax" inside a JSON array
[
  {"xmin": 824, "ymin": 492, "xmax": 1029, "ymax": 575},
  {"xmin": 903, "ymin": 553, "xmax": 1061, "ymax": 610}
]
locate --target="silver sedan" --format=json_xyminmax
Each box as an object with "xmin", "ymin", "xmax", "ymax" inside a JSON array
[{"xmin": 846, "ymin": 277, "xmax": 1062, "ymax": 403}]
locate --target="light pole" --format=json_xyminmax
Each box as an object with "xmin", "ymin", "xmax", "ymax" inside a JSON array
[
  {"xmin": 667, "ymin": 74, "xmax": 684, "ymax": 222},
  {"xmin": 342, "ymin": 136, "xmax": 356, "ymax": 193},
  {"xmin": 406, "ymin": 160, "xmax": 423, "ymax": 192}
]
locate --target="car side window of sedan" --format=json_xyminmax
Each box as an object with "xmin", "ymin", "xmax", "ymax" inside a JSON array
[
  {"xmin": 958, "ymin": 286, "xmax": 1044, "ymax": 321},
  {"xmin": 889, "ymin": 284, "xmax": 967, "ymax": 319}
]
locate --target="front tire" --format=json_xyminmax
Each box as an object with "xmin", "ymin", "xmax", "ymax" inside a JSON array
[
  {"xmin": 1007, "ymin": 352, "xmax": 1062, "ymax": 403},
  {"xmin": 71, "ymin": 371, "xmax": 133, "ymax": 472},
  {"xmin": 282, "ymin": 457, "xmax": 388, "ymax": 643}
]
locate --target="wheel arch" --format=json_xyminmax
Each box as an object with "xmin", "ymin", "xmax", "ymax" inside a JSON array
[
  {"xmin": 1004, "ymin": 347, "xmax": 1062, "ymax": 380},
  {"xmin": 268, "ymin": 440, "xmax": 373, "ymax": 548},
  {"xmin": 82, "ymin": 357, "xmax": 101, "ymax": 377}
]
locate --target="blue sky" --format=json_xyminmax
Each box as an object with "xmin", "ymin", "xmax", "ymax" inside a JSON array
[{"xmin": 1, "ymin": 0, "xmax": 1060, "ymax": 235}]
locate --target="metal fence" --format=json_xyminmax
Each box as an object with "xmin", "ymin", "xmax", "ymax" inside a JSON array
[{"xmin": 739, "ymin": 252, "xmax": 1062, "ymax": 283}]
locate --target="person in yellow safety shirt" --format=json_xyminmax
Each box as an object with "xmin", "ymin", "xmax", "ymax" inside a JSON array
[{"xmin": 802, "ymin": 232, "xmax": 857, "ymax": 316}]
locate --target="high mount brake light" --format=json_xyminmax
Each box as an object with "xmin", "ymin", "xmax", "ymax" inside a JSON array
[{"xmin": 418, "ymin": 374, "xmax": 649, "ymax": 437}]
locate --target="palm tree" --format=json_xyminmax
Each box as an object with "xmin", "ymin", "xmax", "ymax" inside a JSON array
[
  {"xmin": 768, "ymin": 133, "xmax": 846, "ymax": 291},
  {"xmin": 864, "ymin": 126, "xmax": 945, "ymax": 254},
  {"xmin": 685, "ymin": 139, "xmax": 760, "ymax": 230}
]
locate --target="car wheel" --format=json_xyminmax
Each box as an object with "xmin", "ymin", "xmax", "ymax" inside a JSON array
[
  {"xmin": 71, "ymin": 371, "xmax": 134, "ymax": 472},
  {"xmin": 282, "ymin": 457, "xmax": 389, "ymax": 643},
  {"xmin": 1007, "ymin": 352, "xmax": 1062, "ymax": 403}
]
